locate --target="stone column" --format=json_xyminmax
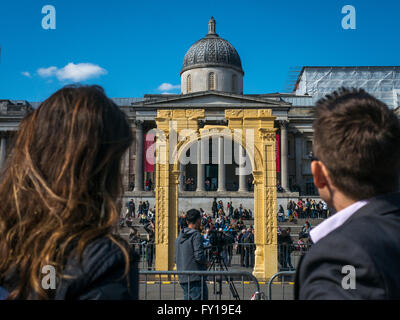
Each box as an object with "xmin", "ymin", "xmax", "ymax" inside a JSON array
[
  {"xmin": 238, "ymin": 145, "xmax": 247, "ymax": 192},
  {"xmin": 217, "ymin": 136, "xmax": 226, "ymax": 192},
  {"xmin": 295, "ymin": 133, "xmax": 303, "ymax": 193},
  {"xmin": 122, "ymin": 149, "xmax": 130, "ymax": 191},
  {"xmin": 0, "ymin": 134, "xmax": 6, "ymax": 170},
  {"xmin": 280, "ymin": 121, "xmax": 289, "ymax": 192},
  {"xmin": 134, "ymin": 120, "xmax": 144, "ymax": 191},
  {"xmin": 196, "ymin": 140, "xmax": 205, "ymax": 191}
]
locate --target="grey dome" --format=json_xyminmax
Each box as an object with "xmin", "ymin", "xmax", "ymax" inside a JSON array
[{"xmin": 181, "ymin": 17, "xmax": 243, "ymax": 75}]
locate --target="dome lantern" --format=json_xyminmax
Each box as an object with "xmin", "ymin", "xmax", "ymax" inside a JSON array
[{"xmin": 208, "ymin": 16, "xmax": 217, "ymax": 36}]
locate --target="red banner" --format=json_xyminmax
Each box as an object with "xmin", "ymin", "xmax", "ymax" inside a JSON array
[
  {"xmin": 276, "ymin": 133, "xmax": 280, "ymax": 173},
  {"xmin": 144, "ymin": 134, "xmax": 155, "ymax": 172}
]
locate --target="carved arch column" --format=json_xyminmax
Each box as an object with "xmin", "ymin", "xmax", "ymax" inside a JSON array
[
  {"xmin": 225, "ymin": 109, "xmax": 278, "ymax": 280},
  {"xmin": 154, "ymin": 109, "xmax": 205, "ymax": 272}
]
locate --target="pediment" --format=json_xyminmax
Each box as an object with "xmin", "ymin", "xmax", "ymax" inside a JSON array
[{"xmin": 135, "ymin": 91, "xmax": 289, "ymax": 108}]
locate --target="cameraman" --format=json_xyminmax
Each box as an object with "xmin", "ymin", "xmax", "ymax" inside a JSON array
[{"xmin": 174, "ymin": 209, "xmax": 208, "ymax": 300}]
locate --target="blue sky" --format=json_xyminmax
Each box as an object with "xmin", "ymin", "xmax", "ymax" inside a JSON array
[{"xmin": 0, "ymin": 0, "xmax": 399, "ymax": 101}]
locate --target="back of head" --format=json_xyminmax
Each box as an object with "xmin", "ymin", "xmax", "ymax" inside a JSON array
[
  {"xmin": 313, "ymin": 87, "xmax": 400, "ymax": 200},
  {"xmin": 0, "ymin": 85, "xmax": 132, "ymax": 299},
  {"xmin": 186, "ymin": 208, "xmax": 201, "ymax": 225}
]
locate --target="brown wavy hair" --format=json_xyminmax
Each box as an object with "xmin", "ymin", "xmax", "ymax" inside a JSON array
[{"xmin": 0, "ymin": 85, "xmax": 133, "ymax": 299}]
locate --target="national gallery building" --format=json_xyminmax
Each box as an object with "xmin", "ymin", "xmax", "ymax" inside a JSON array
[{"xmin": 1, "ymin": 18, "xmax": 400, "ymax": 212}]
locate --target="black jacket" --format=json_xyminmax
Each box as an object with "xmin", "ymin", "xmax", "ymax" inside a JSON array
[
  {"xmin": 295, "ymin": 192, "xmax": 400, "ymax": 300},
  {"xmin": 2, "ymin": 237, "xmax": 139, "ymax": 300},
  {"xmin": 174, "ymin": 228, "xmax": 207, "ymax": 283}
]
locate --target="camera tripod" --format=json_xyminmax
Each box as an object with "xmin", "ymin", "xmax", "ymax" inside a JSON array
[{"xmin": 207, "ymin": 247, "xmax": 240, "ymax": 300}]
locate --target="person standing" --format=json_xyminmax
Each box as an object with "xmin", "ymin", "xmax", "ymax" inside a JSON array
[
  {"xmin": 0, "ymin": 85, "xmax": 138, "ymax": 299},
  {"xmin": 238, "ymin": 229, "xmax": 246, "ymax": 267},
  {"xmin": 127, "ymin": 199, "xmax": 135, "ymax": 218},
  {"xmin": 228, "ymin": 201, "xmax": 234, "ymax": 218},
  {"xmin": 295, "ymin": 88, "xmax": 400, "ymax": 299},
  {"xmin": 284, "ymin": 228, "xmax": 294, "ymax": 270},
  {"xmin": 242, "ymin": 228, "xmax": 254, "ymax": 268},
  {"xmin": 144, "ymin": 219, "xmax": 155, "ymax": 270},
  {"xmin": 278, "ymin": 205, "xmax": 285, "ymax": 222},
  {"xmin": 212, "ymin": 198, "xmax": 218, "ymax": 219},
  {"xmin": 138, "ymin": 201, "xmax": 144, "ymax": 217},
  {"xmin": 175, "ymin": 209, "xmax": 208, "ymax": 300}
]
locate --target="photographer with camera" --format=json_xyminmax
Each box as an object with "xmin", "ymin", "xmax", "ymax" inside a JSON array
[{"xmin": 175, "ymin": 209, "xmax": 208, "ymax": 300}]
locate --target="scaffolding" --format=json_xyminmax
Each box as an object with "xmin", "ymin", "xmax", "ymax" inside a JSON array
[{"xmin": 294, "ymin": 66, "xmax": 400, "ymax": 109}]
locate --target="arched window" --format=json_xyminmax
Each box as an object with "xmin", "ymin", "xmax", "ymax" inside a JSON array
[
  {"xmin": 232, "ymin": 74, "xmax": 237, "ymax": 92},
  {"xmin": 208, "ymin": 72, "xmax": 215, "ymax": 91},
  {"xmin": 187, "ymin": 74, "xmax": 192, "ymax": 93}
]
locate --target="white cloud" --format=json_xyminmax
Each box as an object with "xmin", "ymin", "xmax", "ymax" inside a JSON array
[
  {"xmin": 157, "ymin": 83, "xmax": 180, "ymax": 92},
  {"xmin": 37, "ymin": 63, "xmax": 107, "ymax": 82},
  {"xmin": 21, "ymin": 71, "xmax": 32, "ymax": 78},
  {"xmin": 56, "ymin": 63, "xmax": 107, "ymax": 81},
  {"xmin": 37, "ymin": 66, "xmax": 57, "ymax": 77}
]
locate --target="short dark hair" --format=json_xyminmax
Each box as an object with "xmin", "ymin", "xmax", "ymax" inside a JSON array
[
  {"xmin": 186, "ymin": 209, "xmax": 201, "ymax": 224},
  {"xmin": 313, "ymin": 87, "xmax": 400, "ymax": 200}
]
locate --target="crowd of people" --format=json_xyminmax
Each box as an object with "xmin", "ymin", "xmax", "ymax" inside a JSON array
[
  {"xmin": 177, "ymin": 199, "xmax": 256, "ymax": 268},
  {"xmin": 124, "ymin": 199, "xmax": 155, "ymax": 226},
  {"xmin": 210, "ymin": 198, "xmax": 253, "ymax": 219},
  {"xmin": 123, "ymin": 196, "xmax": 321, "ymax": 271},
  {"xmin": 278, "ymin": 198, "xmax": 330, "ymax": 223},
  {"xmin": 123, "ymin": 199, "xmax": 156, "ymax": 270},
  {"xmin": 277, "ymin": 222, "xmax": 312, "ymax": 271},
  {"xmin": 123, "ymin": 196, "xmax": 320, "ymax": 271}
]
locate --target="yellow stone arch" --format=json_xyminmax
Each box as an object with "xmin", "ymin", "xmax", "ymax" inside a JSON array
[{"xmin": 154, "ymin": 108, "xmax": 278, "ymax": 281}]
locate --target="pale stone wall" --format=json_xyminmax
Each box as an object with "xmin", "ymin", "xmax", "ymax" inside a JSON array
[{"xmin": 181, "ymin": 67, "xmax": 243, "ymax": 94}]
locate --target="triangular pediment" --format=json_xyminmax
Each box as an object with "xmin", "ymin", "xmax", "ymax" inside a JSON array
[{"xmin": 133, "ymin": 91, "xmax": 290, "ymax": 108}]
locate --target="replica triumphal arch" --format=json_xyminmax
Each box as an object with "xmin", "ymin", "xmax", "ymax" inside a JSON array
[{"xmin": 154, "ymin": 108, "xmax": 278, "ymax": 280}]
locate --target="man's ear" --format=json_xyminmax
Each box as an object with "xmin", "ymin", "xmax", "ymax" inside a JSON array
[{"xmin": 311, "ymin": 161, "xmax": 329, "ymax": 189}]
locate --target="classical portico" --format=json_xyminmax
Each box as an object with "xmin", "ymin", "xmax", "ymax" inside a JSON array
[{"xmin": 125, "ymin": 90, "xmax": 293, "ymax": 196}]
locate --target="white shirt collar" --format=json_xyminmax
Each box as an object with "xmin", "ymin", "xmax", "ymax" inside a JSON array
[{"xmin": 310, "ymin": 200, "xmax": 369, "ymax": 243}]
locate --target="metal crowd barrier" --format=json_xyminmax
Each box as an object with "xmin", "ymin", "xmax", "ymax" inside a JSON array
[
  {"xmin": 277, "ymin": 243, "xmax": 310, "ymax": 271},
  {"xmin": 129, "ymin": 242, "xmax": 155, "ymax": 270},
  {"xmin": 266, "ymin": 271, "xmax": 296, "ymax": 300},
  {"xmin": 130, "ymin": 242, "xmax": 311, "ymax": 272},
  {"xmin": 139, "ymin": 270, "xmax": 263, "ymax": 300},
  {"xmin": 131, "ymin": 242, "xmax": 258, "ymax": 270}
]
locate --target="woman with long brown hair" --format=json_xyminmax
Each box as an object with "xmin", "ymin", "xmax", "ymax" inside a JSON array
[{"xmin": 0, "ymin": 85, "xmax": 138, "ymax": 299}]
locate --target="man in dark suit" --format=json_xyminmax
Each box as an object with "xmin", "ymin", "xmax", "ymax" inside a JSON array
[{"xmin": 295, "ymin": 88, "xmax": 400, "ymax": 299}]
